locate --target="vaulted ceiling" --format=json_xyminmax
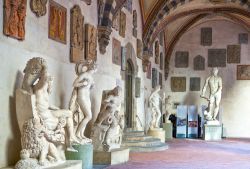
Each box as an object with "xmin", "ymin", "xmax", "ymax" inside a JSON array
[{"xmin": 139, "ymin": 0, "xmax": 250, "ymax": 79}]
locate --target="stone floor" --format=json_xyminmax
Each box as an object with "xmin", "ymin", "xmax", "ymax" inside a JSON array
[{"xmin": 102, "ymin": 138, "xmax": 250, "ymax": 169}]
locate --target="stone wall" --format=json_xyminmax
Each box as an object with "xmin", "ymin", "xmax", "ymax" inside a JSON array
[
  {"xmin": 0, "ymin": 0, "xmax": 164, "ymax": 167},
  {"xmin": 165, "ymin": 19, "xmax": 250, "ymax": 138}
]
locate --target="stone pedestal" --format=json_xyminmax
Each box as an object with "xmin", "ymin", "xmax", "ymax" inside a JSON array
[
  {"xmin": 203, "ymin": 125, "xmax": 222, "ymax": 141},
  {"xmin": 163, "ymin": 123, "xmax": 173, "ymax": 140},
  {"xmin": 6, "ymin": 161, "xmax": 82, "ymax": 169},
  {"xmin": 93, "ymin": 148, "xmax": 129, "ymax": 165},
  {"xmin": 65, "ymin": 144, "xmax": 93, "ymax": 169},
  {"xmin": 147, "ymin": 128, "xmax": 165, "ymax": 142}
]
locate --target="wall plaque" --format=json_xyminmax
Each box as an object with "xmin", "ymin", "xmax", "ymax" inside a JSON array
[
  {"xmin": 201, "ymin": 27, "xmax": 212, "ymax": 46},
  {"xmin": 171, "ymin": 77, "xmax": 186, "ymax": 92},
  {"xmin": 121, "ymin": 47, "xmax": 126, "ymax": 71},
  {"xmin": 112, "ymin": 38, "xmax": 121, "ymax": 65},
  {"xmin": 237, "ymin": 65, "xmax": 250, "ymax": 80},
  {"xmin": 49, "ymin": 0, "xmax": 67, "ymax": 44},
  {"xmin": 70, "ymin": 5, "xmax": 84, "ymax": 63},
  {"xmin": 147, "ymin": 62, "xmax": 151, "ymax": 79},
  {"xmin": 175, "ymin": 51, "xmax": 189, "ymax": 68},
  {"xmin": 239, "ymin": 33, "xmax": 248, "ymax": 44},
  {"xmin": 137, "ymin": 39, "xmax": 143, "ymax": 59},
  {"xmin": 3, "ymin": 0, "xmax": 27, "ymax": 40},
  {"xmin": 190, "ymin": 77, "xmax": 201, "ymax": 91},
  {"xmin": 155, "ymin": 41, "xmax": 160, "ymax": 63},
  {"xmin": 119, "ymin": 11, "xmax": 126, "ymax": 38},
  {"xmin": 112, "ymin": 10, "xmax": 120, "ymax": 31},
  {"xmin": 208, "ymin": 49, "xmax": 226, "ymax": 67},
  {"xmin": 135, "ymin": 77, "xmax": 141, "ymax": 98},
  {"xmin": 194, "ymin": 55, "xmax": 205, "ymax": 70},
  {"xmin": 160, "ymin": 52, "xmax": 163, "ymax": 70},
  {"xmin": 133, "ymin": 10, "xmax": 137, "ymax": 38},
  {"xmin": 152, "ymin": 68, "xmax": 158, "ymax": 88},
  {"xmin": 159, "ymin": 72, "xmax": 163, "ymax": 88},
  {"xmin": 227, "ymin": 45, "xmax": 241, "ymax": 63},
  {"xmin": 85, "ymin": 24, "xmax": 97, "ymax": 61}
]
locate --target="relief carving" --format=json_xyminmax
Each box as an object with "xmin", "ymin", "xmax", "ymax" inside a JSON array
[
  {"xmin": 49, "ymin": 0, "xmax": 67, "ymax": 44},
  {"xmin": 3, "ymin": 0, "xmax": 27, "ymax": 40},
  {"xmin": 119, "ymin": 11, "xmax": 126, "ymax": 38},
  {"xmin": 70, "ymin": 5, "xmax": 84, "ymax": 63},
  {"xmin": 85, "ymin": 24, "xmax": 97, "ymax": 61},
  {"xmin": 30, "ymin": 0, "xmax": 48, "ymax": 17}
]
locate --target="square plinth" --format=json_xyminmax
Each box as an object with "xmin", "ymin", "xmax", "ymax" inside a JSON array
[
  {"xmin": 163, "ymin": 123, "xmax": 173, "ymax": 140},
  {"xmin": 93, "ymin": 148, "xmax": 129, "ymax": 165},
  {"xmin": 203, "ymin": 125, "xmax": 222, "ymax": 141},
  {"xmin": 147, "ymin": 128, "xmax": 166, "ymax": 142}
]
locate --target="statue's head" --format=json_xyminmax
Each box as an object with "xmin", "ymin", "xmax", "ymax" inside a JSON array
[
  {"xmin": 22, "ymin": 57, "xmax": 48, "ymax": 93},
  {"xmin": 113, "ymin": 86, "xmax": 122, "ymax": 97},
  {"xmin": 211, "ymin": 67, "xmax": 219, "ymax": 76},
  {"xmin": 75, "ymin": 60, "xmax": 97, "ymax": 75}
]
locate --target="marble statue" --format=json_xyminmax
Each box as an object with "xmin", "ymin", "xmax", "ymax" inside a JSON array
[
  {"xmin": 201, "ymin": 67, "xmax": 222, "ymax": 123},
  {"xmin": 149, "ymin": 85, "xmax": 162, "ymax": 129},
  {"xmin": 91, "ymin": 86, "xmax": 124, "ymax": 152},
  {"xmin": 69, "ymin": 60, "xmax": 97, "ymax": 144},
  {"xmin": 164, "ymin": 94, "xmax": 172, "ymax": 123},
  {"xmin": 15, "ymin": 57, "xmax": 79, "ymax": 169}
]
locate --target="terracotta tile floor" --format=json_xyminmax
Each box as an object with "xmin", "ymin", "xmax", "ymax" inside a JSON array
[{"xmin": 106, "ymin": 139, "xmax": 250, "ymax": 169}]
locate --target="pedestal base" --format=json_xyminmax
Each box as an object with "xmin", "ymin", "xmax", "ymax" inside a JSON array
[
  {"xmin": 65, "ymin": 144, "xmax": 93, "ymax": 169},
  {"xmin": 93, "ymin": 148, "xmax": 129, "ymax": 165},
  {"xmin": 203, "ymin": 125, "xmax": 222, "ymax": 141},
  {"xmin": 163, "ymin": 123, "xmax": 173, "ymax": 140},
  {"xmin": 7, "ymin": 161, "xmax": 82, "ymax": 169},
  {"xmin": 147, "ymin": 128, "xmax": 165, "ymax": 142}
]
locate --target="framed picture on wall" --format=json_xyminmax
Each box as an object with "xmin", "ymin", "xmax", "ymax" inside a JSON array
[{"xmin": 237, "ymin": 65, "xmax": 250, "ymax": 80}]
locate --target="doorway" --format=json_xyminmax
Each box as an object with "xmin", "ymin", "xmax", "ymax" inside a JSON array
[{"xmin": 125, "ymin": 60, "xmax": 134, "ymax": 129}]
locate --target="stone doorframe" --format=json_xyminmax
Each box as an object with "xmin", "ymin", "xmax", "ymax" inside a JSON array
[{"xmin": 121, "ymin": 43, "xmax": 139, "ymax": 131}]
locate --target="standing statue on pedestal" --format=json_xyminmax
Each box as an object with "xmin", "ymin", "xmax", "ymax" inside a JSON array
[
  {"xmin": 200, "ymin": 67, "xmax": 222, "ymax": 123},
  {"xmin": 91, "ymin": 86, "xmax": 124, "ymax": 152},
  {"xmin": 69, "ymin": 60, "xmax": 97, "ymax": 144},
  {"xmin": 164, "ymin": 95, "xmax": 172, "ymax": 123},
  {"xmin": 15, "ymin": 57, "xmax": 79, "ymax": 169},
  {"xmin": 149, "ymin": 85, "xmax": 162, "ymax": 129}
]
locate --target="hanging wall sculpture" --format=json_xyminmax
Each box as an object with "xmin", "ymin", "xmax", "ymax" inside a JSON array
[
  {"xmin": 85, "ymin": 24, "xmax": 97, "ymax": 61},
  {"xmin": 49, "ymin": 0, "xmax": 67, "ymax": 44},
  {"xmin": 3, "ymin": 0, "xmax": 27, "ymax": 40},
  {"xmin": 119, "ymin": 11, "xmax": 126, "ymax": 38},
  {"xmin": 112, "ymin": 38, "xmax": 121, "ymax": 65},
  {"xmin": 70, "ymin": 5, "xmax": 84, "ymax": 63}
]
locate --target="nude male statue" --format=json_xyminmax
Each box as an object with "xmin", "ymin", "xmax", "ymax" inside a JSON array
[
  {"xmin": 149, "ymin": 85, "xmax": 162, "ymax": 129},
  {"xmin": 200, "ymin": 67, "xmax": 222, "ymax": 121},
  {"xmin": 34, "ymin": 71, "xmax": 79, "ymax": 150}
]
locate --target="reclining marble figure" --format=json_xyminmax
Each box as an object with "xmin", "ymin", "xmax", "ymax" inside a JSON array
[
  {"xmin": 15, "ymin": 57, "xmax": 79, "ymax": 169},
  {"xmin": 91, "ymin": 86, "xmax": 124, "ymax": 152},
  {"xmin": 69, "ymin": 60, "xmax": 97, "ymax": 144}
]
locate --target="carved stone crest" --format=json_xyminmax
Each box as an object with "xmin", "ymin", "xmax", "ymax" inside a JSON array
[
  {"xmin": 3, "ymin": 0, "xmax": 27, "ymax": 40},
  {"xmin": 85, "ymin": 24, "xmax": 97, "ymax": 61},
  {"xmin": 30, "ymin": 0, "xmax": 48, "ymax": 17},
  {"xmin": 70, "ymin": 5, "xmax": 84, "ymax": 63}
]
